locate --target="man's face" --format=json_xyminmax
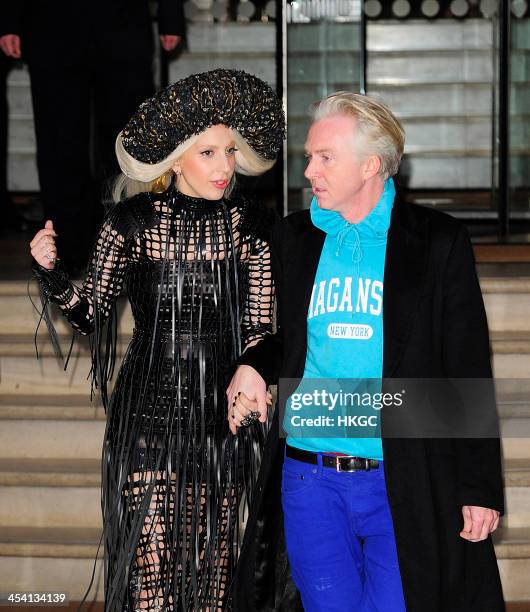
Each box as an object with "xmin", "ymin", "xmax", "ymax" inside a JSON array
[{"xmin": 304, "ymin": 115, "xmax": 365, "ymax": 214}]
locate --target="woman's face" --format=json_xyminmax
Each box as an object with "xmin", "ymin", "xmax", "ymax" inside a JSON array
[{"xmin": 172, "ymin": 124, "xmax": 237, "ymax": 200}]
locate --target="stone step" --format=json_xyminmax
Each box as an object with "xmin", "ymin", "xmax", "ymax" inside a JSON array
[
  {"xmin": 505, "ymin": 459, "xmax": 530, "ymax": 488},
  {"xmin": 0, "ymin": 348, "xmax": 105, "ymax": 394},
  {"xmin": 504, "ymin": 486, "xmax": 530, "ymax": 529},
  {"xmin": 366, "ymin": 48, "xmax": 530, "ymax": 85},
  {"xmin": 494, "ymin": 527, "xmax": 530, "ymax": 601},
  {"xmin": 481, "ymin": 278, "xmax": 530, "ymax": 332},
  {"xmin": 503, "ymin": 438, "xmax": 530, "ymax": 461},
  {"xmin": 1, "ymin": 390, "xmax": 524, "ymax": 422},
  {"xmin": 2, "ymin": 456, "xmax": 524, "ymax": 490},
  {"xmin": 5, "ymin": 276, "xmax": 530, "ymax": 334},
  {"xmin": 0, "ymin": 457, "xmax": 526, "ymax": 531},
  {"xmin": 1, "ymin": 353, "xmax": 526, "ymax": 399},
  {"xmin": 0, "ymin": 485, "xmax": 101, "ymax": 528},
  {"xmin": 0, "ymin": 399, "xmax": 527, "ymax": 462},
  {"xmin": 0, "ymin": 394, "xmax": 105, "ymax": 421},
  {"xmin": 0, "ymin": 458, "xmax": 100, "ymax": 487},
  {"xmin": 499, "ymin": 381, "xmax": 530, "ymax": 438},
  {"xmin": 367, "ymin": 20, "xmax": 492, "ymax": 52},
  {"xmin": 0, "ymin": 420, "xmax": 105, "ymax": 460},
  {"xmin": 0, "ymin": 526, "xmax": 101, "ymax": 559},
  {"xmin": 375, "ymin": 51, "xmax": 491, "ymax": 86},
  {"xmin": 0, "ymin": 526, "xmax": 104, "ymax": 601},
  {"xmin": 492, "ymin": 332, "xmax": 530, "ymax": 379},
  {"xmin": 1, "ymin": 319, "xmax": 520, "ymax": 359},
  {"xmin": 494, "ymin": 527, "xmax": 530, "ymax": 559},
  {"xmin": 0, "ymin": 527, "xmax": 526, "ymax": 604},
  {"xmin": 1, "ymin": 332, "xmax": 527, "ymax": 393},
  {"xmin": 0, "ymin": 281, "xmax": 133, "ymax": 336},
  {"xmin": 3, "ymin": 456, "xmax": 524, "ymax": 490}
]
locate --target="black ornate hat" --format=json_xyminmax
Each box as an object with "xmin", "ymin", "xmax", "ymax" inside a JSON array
[{"xmin": 121, "ymin": 69, "xmax": 285, "ymax": 163}]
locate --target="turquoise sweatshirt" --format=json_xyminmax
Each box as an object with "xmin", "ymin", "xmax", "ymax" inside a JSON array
[{"xmin": 284, "ymin": 178, "xmax": 395, "ymax": 460}]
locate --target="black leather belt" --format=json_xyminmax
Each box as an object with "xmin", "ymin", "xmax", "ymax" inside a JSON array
[{"xmin": 286, "ymin": 445, "xmax": 380, "ymax": 472}]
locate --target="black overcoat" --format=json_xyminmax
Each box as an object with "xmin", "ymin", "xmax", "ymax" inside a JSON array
[{"xmin": 234, "ymin": 195, "xmax": 505, "ymax": 612}]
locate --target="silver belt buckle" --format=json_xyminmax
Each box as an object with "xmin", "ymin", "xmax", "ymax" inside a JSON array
[{"xmin": 335, "ymin": 455, "xmax": 358, "ymax": 472}]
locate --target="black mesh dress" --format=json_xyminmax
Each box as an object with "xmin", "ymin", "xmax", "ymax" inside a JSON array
[{"xmin": 33, "ymin": 187, "xmax": 275, "ymax": 611}]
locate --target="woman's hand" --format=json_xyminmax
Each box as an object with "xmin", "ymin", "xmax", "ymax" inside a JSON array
[
  {"xmin": 30, "ymin": 220, "xmax": 59, "ymax": 270},
  {"xmin": 226, "ymin": 365, "xmax": 272, "ymax": 434}
]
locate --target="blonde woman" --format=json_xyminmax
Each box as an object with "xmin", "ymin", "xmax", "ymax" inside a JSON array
[{"xmin": 30, "ymin": 69, "xmax": 285, "ymax": 611}]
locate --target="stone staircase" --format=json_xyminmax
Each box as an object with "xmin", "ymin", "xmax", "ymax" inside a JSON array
[
  {"xmin": 475, "ymin": 270, "xmax": 530, "ymax": 603},
  {"xmin": 0, "ymin": 268, "xmax": 529, "ymax": 603},
  {"xmin": 0, "ymin": 287, "xmax": 134, "ymax": 603}
]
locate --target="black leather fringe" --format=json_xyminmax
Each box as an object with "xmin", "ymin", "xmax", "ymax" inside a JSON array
[{"xmin": 32, "ymin": 187, "xmax": 274, "ymax": 611}]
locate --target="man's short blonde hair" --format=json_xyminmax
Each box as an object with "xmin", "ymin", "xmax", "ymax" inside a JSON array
[{"xmin": 311, "ymin": 92, "xmax": 405, "ymax": 179}]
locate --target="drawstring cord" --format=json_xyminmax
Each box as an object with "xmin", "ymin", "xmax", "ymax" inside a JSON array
[
  {"xmin": 335, "ymin": 225, "xmax": 363, "ymax": 318},
  {"xmin": 335, "ymin": 224, "xmax": 363, "ymax": 263}
]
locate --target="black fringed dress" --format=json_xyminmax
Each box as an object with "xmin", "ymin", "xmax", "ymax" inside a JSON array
[{"xmin": 33, "ymin": 188, "xmax": 275, "ymax": 611}]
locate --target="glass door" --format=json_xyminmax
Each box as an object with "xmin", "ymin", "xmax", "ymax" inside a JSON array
[{"xmin": 285, "ymin": 0, "xmax": 364, "ymax": 214}]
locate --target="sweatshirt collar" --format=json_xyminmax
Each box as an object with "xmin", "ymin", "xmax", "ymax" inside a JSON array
[{"xmin": 310, "ymin": 177, "xmax": 395, "ymax": 248}]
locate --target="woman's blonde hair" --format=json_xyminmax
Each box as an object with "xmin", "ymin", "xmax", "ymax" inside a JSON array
[
  {"xmin": 112, "ymin": 128, "xmax": 275, "ymax": 202},
  {"xmin": 311, "ymin": 92, "xmax": 405, "ymax": 179}
]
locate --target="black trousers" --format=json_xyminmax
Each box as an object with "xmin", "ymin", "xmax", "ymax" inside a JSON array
[{"xmin": 27, "ymin": 36, "xmax": 154, "ymax": 269}]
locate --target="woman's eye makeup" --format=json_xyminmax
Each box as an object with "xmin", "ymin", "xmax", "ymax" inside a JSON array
[{"xmin": 199, "ymin": 146, "xmax": 238, "ymax": 157}]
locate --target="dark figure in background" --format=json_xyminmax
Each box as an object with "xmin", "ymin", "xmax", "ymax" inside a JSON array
[
  {"xmin": 0, "ymin": 0, "xmax": 185, "ymax": 274},
  {"xmin": 0, "ymin": 52, "xmax": 18, "ymax": 231}
]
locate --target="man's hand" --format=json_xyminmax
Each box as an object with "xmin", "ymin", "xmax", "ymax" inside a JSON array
[
  {"xmin": 159, "ymin": 35, "xmax": 181, "ymax": 51},
  {"xmin": 226, "ymin": 365, "xmax": 271, "ymax": 435},
  {"xmin": 0, "ymin": 34, "xmax": 21, "ymax": 58},
  {"xmin": 460, "ymin": 505, "xmax": 500, "ymax": 542}
]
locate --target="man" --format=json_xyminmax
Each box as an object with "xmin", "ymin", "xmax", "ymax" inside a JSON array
[
  {"xmin": 228, "ymin": 93, "xmax": 504, "ymax": 611},
  {"xmin": 0, "ymin": 0, "xmax": 184, "ymax": 272}
]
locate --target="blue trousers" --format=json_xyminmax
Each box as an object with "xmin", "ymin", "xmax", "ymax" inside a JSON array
[{"xmin": 281, "ymin": 453, "xmax": 406, "ymax": 612}]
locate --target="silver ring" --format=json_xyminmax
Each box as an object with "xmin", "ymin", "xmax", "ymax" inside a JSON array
[{"xmin": 240, "ymin": 411, "xmax": 260, "ymax": 427}]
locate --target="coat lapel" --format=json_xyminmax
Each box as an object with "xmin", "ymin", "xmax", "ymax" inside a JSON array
[
  {"xmin": 294, "ymin": 223, "xmax": 325, "ymax": 316},
  {"xmin": 287, "ymin": 218, "xmax": 325, "ymax": 377},
  {"xmin": 383, "ymin": 198, "xmax": 429, "ymax": 377}
]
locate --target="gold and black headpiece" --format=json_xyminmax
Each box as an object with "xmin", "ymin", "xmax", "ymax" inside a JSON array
[{"xmin": 121, "ymin": 69, "xmax": 285, "ymax": 163}]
